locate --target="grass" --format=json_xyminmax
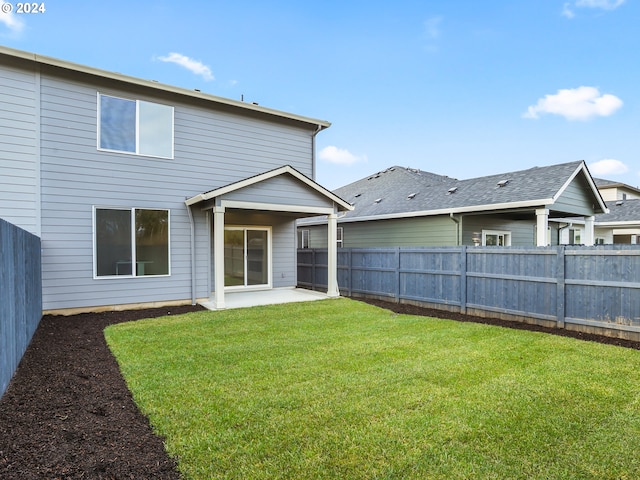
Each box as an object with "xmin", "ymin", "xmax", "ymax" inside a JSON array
[{"xmin": 104, "ymin": 298, "xmax": 640, "ymax": 479}]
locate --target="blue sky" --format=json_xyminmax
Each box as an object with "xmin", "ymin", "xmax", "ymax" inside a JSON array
[{"xmin": 1, "ymin": 0, "xmax": 638, "ymax": 189}]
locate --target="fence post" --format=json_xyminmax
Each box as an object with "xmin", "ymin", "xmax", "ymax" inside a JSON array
[
  {"xmin": 460, "ymin": 245, "xmax": 467, "ymax": 314},
  {"xmin": 395, "ymin": 247, "xmax": 401, "ymax": 303},
  {"xmin": 311, "ymin": 249, "xmax": 316, "ymax": 291},
  {"xmin": 556, "ymin": 246, "xmax": 565, "ymax": 329},
  {"xmin": 348, "ymin": 248, "xmax": 353, "ymax": 297}
]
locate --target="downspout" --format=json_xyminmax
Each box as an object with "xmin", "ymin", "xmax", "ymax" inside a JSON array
[
  {"xmin": 449, "ymin": 213, "xmax": 461, "ymax": 246},
  {"xmin": 186, "ymin": 203, "xmax": 196, "ymax": 305},
  {"xmin": 311, "ymin": 124, "xmax": 323, "ymax": 180}
]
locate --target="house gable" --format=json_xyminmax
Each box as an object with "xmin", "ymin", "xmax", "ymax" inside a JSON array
[
  {"xmin": 186, "ymin": 165, "xmax": 353, "ymax": 215},
  {"xmin": 552, "ymin": 166, "xmax": 607, "ymax": 217}
]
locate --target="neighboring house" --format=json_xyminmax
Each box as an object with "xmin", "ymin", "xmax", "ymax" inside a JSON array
[
  {"xmin": 0, "ymin": 46, "xmax": 351, "ymax": 313},
  {"xmin": 595, "ymin": 178, "xmax": 640, "ymax": 202},
  {"xmin": 298, "ymin": 161, "xmax": 607, "ymax": 248},
  {"xmin": 594, "ymin": 178, "xmax": 640, "ymax": 244},
  {"xmin": 594, "ymin": 199, "xmax": 640, "ymax": 244},
  {"xmin": 559, "ymin": 178, "xmax": 640, "ymax": 244}
]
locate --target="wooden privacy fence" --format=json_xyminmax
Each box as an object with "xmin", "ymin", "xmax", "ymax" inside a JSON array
[
  {"xmin": 1, "ymin": 218, "xmax": 42, "ymax": 399},
  {"xmin": 298, "ymin": 246, "xmax": 640, "ymax": 340}
]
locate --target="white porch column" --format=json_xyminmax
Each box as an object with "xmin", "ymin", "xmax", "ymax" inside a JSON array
[
  {"xmin": 583, "ymin": 215, "xmax": 595, "ymax": 246},
  {"xmin": 213, "ymin": 206, "xmax": 226, "ymax": 309},
  {"xmin": 535, "ymin": 209, "xmax": 549, "ymax": 247},
  {"xmin": 327, "ymin": 212, "xmax": 339, "ymax": 297}
]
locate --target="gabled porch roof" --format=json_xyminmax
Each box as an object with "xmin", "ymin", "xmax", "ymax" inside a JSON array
[{"xmin": 185, "ymin": 165, "xmax": 353, "ymax": 214}]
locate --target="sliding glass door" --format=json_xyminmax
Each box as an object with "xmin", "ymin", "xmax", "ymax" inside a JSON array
[{"xmin": 224, "ymin": 227, "xmax": 270, "ymax": 288}]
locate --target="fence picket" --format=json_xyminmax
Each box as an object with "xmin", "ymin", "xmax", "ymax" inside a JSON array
[
  {"xmin": 298, "ymin": 245, "xmax": 640, "ymax": 340},
  {"xmin": 1, "ymin": 219, "xmax": 42, "ymax": 399}
]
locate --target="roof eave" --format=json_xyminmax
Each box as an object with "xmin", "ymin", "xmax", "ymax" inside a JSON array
[{"xmin": 0, "ymin": 45, "xmax": 331, "ymax": 130}]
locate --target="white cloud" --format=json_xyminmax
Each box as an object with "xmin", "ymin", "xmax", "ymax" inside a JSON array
[
  {"xmin": 562, "ymin": 3, "xmax": 576, "ymax": 18},
  {"xmin": 523, "ymin": 86, "xmax": 622, "ymax": 121},
  {"xmin": 422, "ymin": 16, "xmax": 443, "ymax": 53},
  {"xmin": 575, "ymin": 0, "xmax": 625, "ymax": 9},
  {"xmin": 319, "ymin": 146, "xmax": 367, "ymax": 166},
  {"xmin": 157, "ymin": 53, "xmax": 214, "ymax": 81},
  {"xmin": 424, "ymin": 16, "xmax": 443, "ymax": 39},
  {"xmin": 590, "ymin": 159, "xmax": 629, "ymax": 176},
  {"xmin": 563, "ymin": 0, "xmax": 625, "ymax": 18},
  {"xmin": 0, "ymin": 1, "xmax": 25, "ymax": 35}
]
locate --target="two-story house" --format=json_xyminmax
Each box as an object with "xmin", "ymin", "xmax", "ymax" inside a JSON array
[{"xmin": 0, "ymin": 46, "xmax": 351, "ymax": 314}]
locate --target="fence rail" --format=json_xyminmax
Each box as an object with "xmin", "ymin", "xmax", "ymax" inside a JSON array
[
  {"xmin": 298, "ymin": 245, "xmax": 640, "ymax": 340},
  {"xmin": 1, "ymin": 218, "xmax": 42, "ymax": 399}
]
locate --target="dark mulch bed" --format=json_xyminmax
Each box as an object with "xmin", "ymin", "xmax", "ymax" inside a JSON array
[
  {"xmin": 1, "ymin": 298, "xmax": 639, "ymax": 479},
  {"xmin": 0, "ymin": 304, "xmax": 204, "ymax": 480}
]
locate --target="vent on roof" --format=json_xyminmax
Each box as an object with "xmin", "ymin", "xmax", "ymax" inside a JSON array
[
  {"xmin": 447, "ymin": 187, "xmax": 458, "ymax": 195},
  {"xmin": 354, "ymin": 193, "xmax": 361, "ymax": 198},
  {"xmin": 497, "ymin": 179, "xmax": 510, "ymax": 188},
  {"xmin": 407, "ymin": 193, "xmax": 417, "ymax": 199},
  {"xmin": 374, "ymin": 198, "xmax": 383, "ymax": 204},
  {"xmin": 616, "ymin": 200, "xmax": 624, "ymax": 206}
]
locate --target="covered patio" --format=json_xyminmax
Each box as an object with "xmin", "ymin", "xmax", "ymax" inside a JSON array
[{"xmin": 185, "ymin": 165, "xmax": 353, "ymax": 309}]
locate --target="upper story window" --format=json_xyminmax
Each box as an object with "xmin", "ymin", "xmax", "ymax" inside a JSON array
[{"xmin": 98, "ymin": 93, "xmax": 174, "ymax": 159}]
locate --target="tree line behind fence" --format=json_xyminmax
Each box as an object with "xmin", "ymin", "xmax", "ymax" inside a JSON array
[{"xmin": 298, "ymin": 245, "xmax": 640, "ymax": 339}]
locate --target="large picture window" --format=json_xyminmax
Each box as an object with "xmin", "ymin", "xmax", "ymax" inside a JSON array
[
  {"xmin": 94, "ymin": 207, "xmax": 170, "ymax": 277},
  {"xmin": 98, "ymin": 94, "xmax": 174, "ymax": 159}
]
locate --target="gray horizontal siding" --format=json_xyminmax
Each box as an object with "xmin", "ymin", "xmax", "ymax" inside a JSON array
[
  {"xmin": 554, "ymin": 175, "xmax": 596, "ymax": 216},
  {"xmin": 462, "ymin": 215, "xmax": 539, "ymax": 246},
  {"xmin": 223, "ymin": 175, "xmax": 333, "ymax": 208},
  {"xmin": 37, "ymin": 67, "xmax": 316, "ymax": 311},
  {"xmin": 0, "ymin": 61, "xmax": 39, "ymax": 235}
]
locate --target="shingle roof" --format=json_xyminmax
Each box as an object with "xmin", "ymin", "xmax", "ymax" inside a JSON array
[
  {"xmin": 333, "ymin": 161, "xmax": 599, "ymax": 220},
  {"xmin": 596, "ymin": 199, "xmax": 640, "ymax": 223}
]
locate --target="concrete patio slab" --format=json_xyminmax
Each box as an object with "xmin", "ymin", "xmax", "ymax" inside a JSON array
[{"xmin": 199, "ymin": 287, "xmax": 331, "ymax": 310}]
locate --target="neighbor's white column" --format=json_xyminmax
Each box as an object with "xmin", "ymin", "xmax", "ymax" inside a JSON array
[
  {"xmin": 583, "ymin": 216, "xmax": 595, "ymax": 246},
  {"xmin": 535, "ymin": 209, "xmax": 549, "ymax": 247},
  {"xmin": 327, "ymin": 212, "xmax": 339, "ymax": 297},
  {"xmin": 213, "ymin": 206, "xmax": 226, "ymax": 309}
]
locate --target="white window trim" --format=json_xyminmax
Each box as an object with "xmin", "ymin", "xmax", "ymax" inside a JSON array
[
  {"xmin": 93, "ymin": 206, "xmax": 171, "ymax": 279},
  {"xmin": 298, "ymin": 229, "xmax": 310, "ymax": 249},
  {"xmin": 482, "ymin": 229, "xmax": 511, "ymax": 247},
  {"xmin": 337, "ymin": 226, "xmax": 344, "ymax": 248},
  {"xmin": 224, "ymin": 225, "xmax": 272, "ymax": 291},
  {"xmin": 97, "ymin": 93, "xmax": 175, "ymax": 160}
]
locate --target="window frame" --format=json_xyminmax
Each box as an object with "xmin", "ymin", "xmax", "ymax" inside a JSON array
[
  {"xmin": 97, "ymin": 93, "xmax": 175, "ymax": 160},
  {"xmin": 482, "ymin": 229, "xmax": 511, "ymax": 247},
  {"xmin": 337, "ymin": 226, "xmax": 344, "ymax": 248},
  {"xmin": 298, "ymin": 229, "xmax": 310, "ymax": 249},
  {"xmin": 93, "ymin": 206, "xmax": 171, "ymax": 279}
]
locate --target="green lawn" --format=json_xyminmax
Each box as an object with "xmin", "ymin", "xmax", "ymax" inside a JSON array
[{"xmin": 104, "ymin": 298, "xmax": 640, "ymax": 480}]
